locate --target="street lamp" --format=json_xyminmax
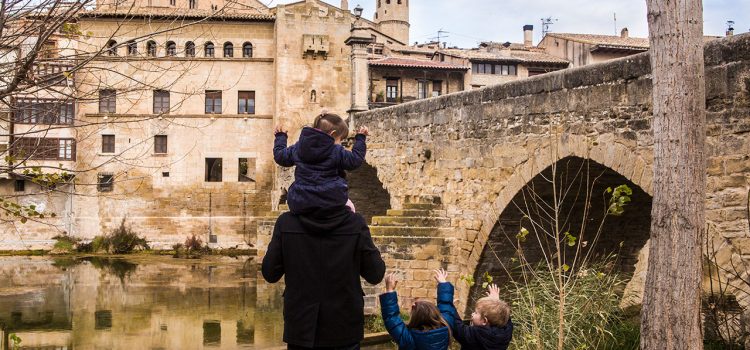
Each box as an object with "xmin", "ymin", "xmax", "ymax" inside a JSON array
[{"xmin": 353, "ymin": 4, "xmax": 363, "ymax": 18}]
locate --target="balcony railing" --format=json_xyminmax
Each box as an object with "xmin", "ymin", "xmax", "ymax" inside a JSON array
[
  {"xmin": 29, "ymin": 62, "xmax": 75, "ymax": 88},
  {"xmin": 11, "ymin": 97, "xmax": 75, "ymax": 125}
]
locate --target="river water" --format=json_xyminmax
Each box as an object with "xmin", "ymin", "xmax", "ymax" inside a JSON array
[{"xmin": 0, "ymin": 256, "xmax": 393, "ymax": 350}]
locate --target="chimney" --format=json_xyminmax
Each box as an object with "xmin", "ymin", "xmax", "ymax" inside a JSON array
[
  {"xmin": 523, "ymin": 25, "xmax": 534, "ymax": 47},
  {"xmin": 341, "ymin": 0, "xmax": 348, "ymax": 11},
  {"xmin": 620, "ymin": 27, "xmax": 629, "ymax": 38}
]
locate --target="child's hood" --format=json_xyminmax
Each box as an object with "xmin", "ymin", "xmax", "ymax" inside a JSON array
[{"xmin": 297, "ymin": 127, "xmax": 336, "ymax": 164}]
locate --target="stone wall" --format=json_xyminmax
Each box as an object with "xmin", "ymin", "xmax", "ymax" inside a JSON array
[
  {"xmin": 347, "ymin": 163, "xmax": 391, "ymax": 223},
  {"xmin": 356, "ymin": 33, "xmax": 750, "ymax": 313}
]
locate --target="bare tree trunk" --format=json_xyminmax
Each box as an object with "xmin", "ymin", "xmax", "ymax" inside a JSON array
[{"xmin": 641, "ymin": 0, "xmax": 706, "ymax": 348}]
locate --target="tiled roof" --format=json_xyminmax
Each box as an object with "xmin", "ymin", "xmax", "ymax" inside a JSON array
[
  {"xmin": 441, "ymin": 48, "xmax": 569, "ymax": 65},
  {"xmin": 369, "ymin": 57, "xmax": 469, "ymax": 70},
  {"xmin": 545, "ymin": 33, "xmax": 650, "ymax": 49},
  {"xmin": 81, "ymin": 7, "xmax": 275, "ymax": 21}
]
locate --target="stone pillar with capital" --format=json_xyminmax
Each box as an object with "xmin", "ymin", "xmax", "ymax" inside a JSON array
[{"xmin": 345, "ymin": 24, "xmax": 373, "ymax": 129}]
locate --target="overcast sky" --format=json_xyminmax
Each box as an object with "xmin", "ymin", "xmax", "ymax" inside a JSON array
[{"xmin": 269, "ymin": 0, "xmax": 747, "ymax": 48}]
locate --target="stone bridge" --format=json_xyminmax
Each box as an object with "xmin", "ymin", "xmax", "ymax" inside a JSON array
[{"xmin": 347, "ymin": 33, "xmax": 750, "ymax": 314}]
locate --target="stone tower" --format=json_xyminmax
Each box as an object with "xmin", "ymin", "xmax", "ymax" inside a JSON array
[{"xmin": 374, "ymin": 0, "xmax": 410, "ymax": 45}]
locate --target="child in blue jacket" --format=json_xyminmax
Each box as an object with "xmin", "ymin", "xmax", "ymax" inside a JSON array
[
  {"xmin": 434, "ymin": 269, "xmax": 513, "ymax": 350},
  {"xmin": 273, "ymin": 113, "xmax": 368, "ymax": 214},
  {"xmin": 379, "ymin": 272, "xmax": 452, "ymax": 350}
]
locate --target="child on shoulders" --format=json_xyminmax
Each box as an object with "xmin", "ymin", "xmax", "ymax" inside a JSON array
[{"xmin": 273, "ymin": 112, "xmax": 368, "ymax": 214}]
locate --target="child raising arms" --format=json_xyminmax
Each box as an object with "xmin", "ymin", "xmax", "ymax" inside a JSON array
[
  {"xmin": 274, "ymin": 112, "xmax": 368, "ymax": 214},
  {"xmin": 380, "ymin": 272, "xmax": 451, "ymax": 350},
  {"xmin": 434, "ymin": 269, "xmax": 513, "ymax": 350}
]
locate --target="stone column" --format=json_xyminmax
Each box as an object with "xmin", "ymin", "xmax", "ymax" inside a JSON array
[{"xmin": 345, "ymin": 24, "xmax": 373, "ymax": 129}]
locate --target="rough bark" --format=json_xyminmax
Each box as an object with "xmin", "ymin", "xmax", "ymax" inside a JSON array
[{"xmin": 641, "ymin": 0, "xmax": 706, "ymax": 349}]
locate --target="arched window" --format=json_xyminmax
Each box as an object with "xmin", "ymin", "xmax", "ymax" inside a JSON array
[
  {"xmin": 223, "ymin": 42, "xmax": 233, "ymax": 58},
  {"xmin": 105, "ymin": 40, "xmax": 117, "ymax": 56},
  {"xmin": 205, "ymin": 42, "xmax": 215, "ymax": 57},
  {"xmin": 166, "ymin": 41, "xmax": 176, "ymax": 56},
  {"xmin": 185, "ymin": 41, "xmax": 195, "ymax": 57},
  {"xmin": 242, "ymin": 42, "xmax": 253, "ymax": 58},
  {"xmin": 126, "ymin": 40, "xmax": 137, "ymax": 56},
  {"xmin": 146, "ymin": 40, "xmax": 157, "ymax": 57}
]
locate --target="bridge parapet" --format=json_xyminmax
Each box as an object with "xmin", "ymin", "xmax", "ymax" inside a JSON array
[{"xmin": 356, "ymin": 33, "xmax": 750, "ymax": 314}]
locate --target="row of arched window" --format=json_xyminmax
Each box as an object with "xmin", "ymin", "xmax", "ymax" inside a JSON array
[{"xmin": 105, "ymin": 40, "xmax": 253, "ymax": 58}]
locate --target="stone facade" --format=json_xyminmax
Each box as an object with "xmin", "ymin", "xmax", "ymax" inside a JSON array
[
  {"xmin": 0, "ymin": 0, "xmax": 416, "ymax": 249},
  {"xmin": 355, "ymin": 33, "xmax": 750, "ymax": 314}
]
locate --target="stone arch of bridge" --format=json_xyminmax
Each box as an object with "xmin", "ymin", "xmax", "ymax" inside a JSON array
[
  {"xmin": 459, "ymin": 136, "xmax": 654, "ymax": 309},
  {"xmin": 348, "ymin": 162, "xmax": 392, "ymax": 224}
]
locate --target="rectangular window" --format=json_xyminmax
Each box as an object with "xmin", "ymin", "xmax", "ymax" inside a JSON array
[
  {"xmin": 99, "ymin": 90, "xmax": 116, "ymax": 114},
  {"xmin": 14, "ymin": 180, "xmax": 25, "ymax": 192},
  {"xmin": 205, "ymin": 158, "xmax": 222, "ymax": 182},
  {"xmin": 189, "ymin": 0, "xmax": 196, "ymax": 8},
  {"xmin": 102, "ymin": 135, "xmax": 115, "ymax": 153},
  {"xmin": 12, "ymin": 137, "xmax": 75, "ymax": 161},
  {"xmin": 238, "ymin": 158, "xmax": 256, "ymax": 182},
  {"xmin": 13, "ymin": 98, "xmax": 74, "ymax": 125},
  {"xmin": 432, "ymin": 80, "xmax": 442, "ymax": 97},
  {"xmin": 485, "ymin": 64, "xmax": 518, "ymax": 76},
  {"xmin": 205, "ymin": 91, "xmax": 222, "ymax": 114},
  {"xmin": 97, "ymin": 173, "xmax": 114, "ymax": 192},
  {"xmin": 59, "ymin": 139, "xmax": 73, "ymax": 160},
  {"xmin": 238, "ymin": 91, "xmax": 255, "ymax": 114},
  {"xmin": 153, "ymin": 90, "xmax": 170, "ymax": 114},
  {"xmin": 417, "ymin": 80, "xmax": 427, "ymax": 99},
  {"xmin": 154, "ymin": 135, "xmax": 168, "ymax": 154},
  {"xmin": 40, "ymin": 41, "xmax": 58, "ymax": 59},
  {"xmin": 386, "ymin": 79, "xmax": 399, "ymax": 102}
]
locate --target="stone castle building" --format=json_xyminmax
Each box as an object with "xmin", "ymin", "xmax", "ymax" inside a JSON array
[{"xmin": 0, "ymin": 0, "xmax": 418, "ymax": 249}]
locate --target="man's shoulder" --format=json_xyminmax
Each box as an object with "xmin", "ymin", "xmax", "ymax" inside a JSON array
[{"xmin": 275, "ymin": 211, "xmax": 368, "ymax": 232}]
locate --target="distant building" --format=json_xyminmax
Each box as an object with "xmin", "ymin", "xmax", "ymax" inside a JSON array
[{"xmin": 538, "ymin": 28, "xmax": 650, "ymax": 67}]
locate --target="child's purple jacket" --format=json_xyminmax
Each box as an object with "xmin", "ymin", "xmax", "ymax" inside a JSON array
[{"xmin": 274, "ymin": 127, "xmax": 366, "ymax": 214}]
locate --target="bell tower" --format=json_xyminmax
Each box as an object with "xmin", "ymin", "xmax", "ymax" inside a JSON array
[{"xmin": 374, "ymin": 0, "xmax": 410, "ymax": 45}]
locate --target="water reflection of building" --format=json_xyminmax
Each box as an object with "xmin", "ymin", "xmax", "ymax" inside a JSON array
[{"xmin": 0, "ymin": 256, "xmax": 285, "ymax": 350}]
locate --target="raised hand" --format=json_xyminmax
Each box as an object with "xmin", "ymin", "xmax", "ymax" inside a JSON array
[
  {"xmin": 486, "ymin": 283, "xmax": 500, "ymax": 299},
  {"xmin": 357, "ymin": 126, "xmax": 370, "ymax": 136},
  {"xmin": 274, "ymin": 124, "xmax": 288, "ymax": 134},
  {"xmin": 385, "ymin": 272, "xmax": 399, "ymax": 292},
  {"xmin": 433, "ymin": 268, "xmax": 448, "ymax": 283}
]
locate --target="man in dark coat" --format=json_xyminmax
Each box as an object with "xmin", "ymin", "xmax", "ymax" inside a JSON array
[{"xmin": 262, "ymin": 206, "xmax": 386, "ymax": 349}]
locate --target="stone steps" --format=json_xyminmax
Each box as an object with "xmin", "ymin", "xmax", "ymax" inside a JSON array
[
  {"xmin": 371, "ymin": 216, "xmax": 451, "ymax": 227},
  {"xmin": 386, "ymin": 209, "xmax": 447, "ymax": 217},
  {"xmin": 369, "ymin": 226, "xmax": 451, "ymax": 237},
  {"xmin": 402, "ymin": 203, "xmax": 440, "ymax": 210}
]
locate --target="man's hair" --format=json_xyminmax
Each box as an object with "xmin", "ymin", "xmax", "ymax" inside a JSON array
[
  {"xmin": 475, "ymin": 297, "xmax": 510, "ymax": 327},
  {"xmin": 313, "ymin": 113, "xmax": 349, "ymax": 140}
]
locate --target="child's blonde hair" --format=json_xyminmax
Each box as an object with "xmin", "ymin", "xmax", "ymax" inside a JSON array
[
  {"xmin": 475, "ymin": 297, "xmax": 511, "ymax": 327},
  {"xmin": 313, "ymin": 113, "xmax": 349, "ymax": 140}
]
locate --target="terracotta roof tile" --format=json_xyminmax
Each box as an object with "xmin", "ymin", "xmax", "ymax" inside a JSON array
[
  {"xmin": 369, "ymin": 57, "xmax": 469, "ymax": 70},
  {"xmin": 545, "ymin": 33, "xmax": 650, "ymax": 49}
]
